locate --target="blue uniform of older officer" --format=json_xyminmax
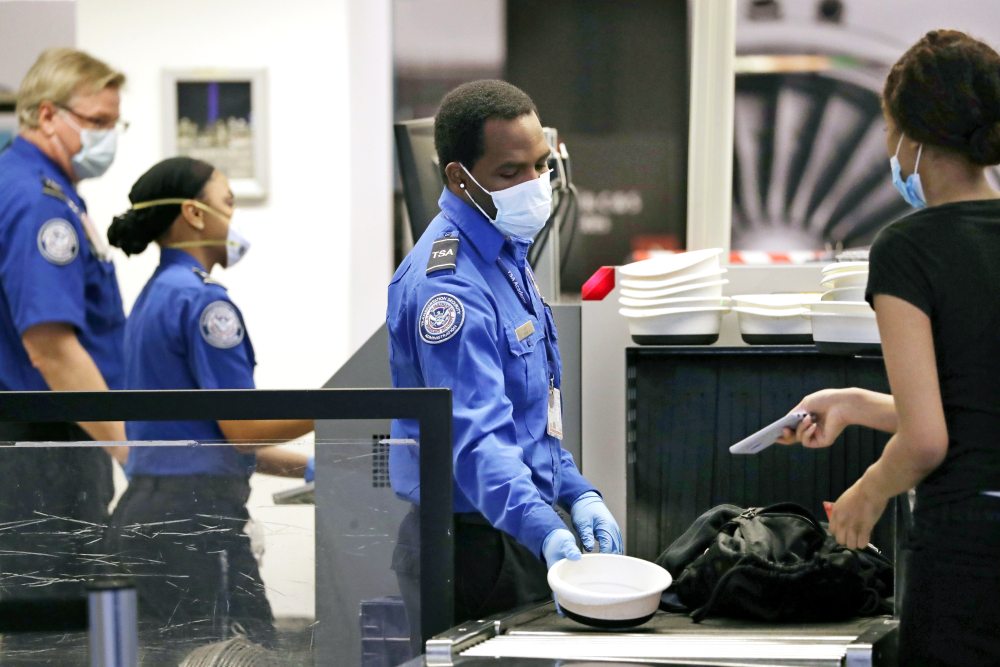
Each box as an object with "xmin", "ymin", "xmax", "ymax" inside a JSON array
[
  {"xmin": 0, "ymin": 49, "xmax": 127, "ymax": 615},
  {"xmin": 388, "ymin": 80, "xmax": 622, "ymax": 631}
]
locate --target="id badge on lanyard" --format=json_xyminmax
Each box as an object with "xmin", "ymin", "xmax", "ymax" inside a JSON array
[
  {"xmin": 65, "ymin": 198, "xmax": 112, "ymax": 262},
  {"xmin": 498, "ymin": 258, "xmax": 563, "ymax": 439},
  {"xmin": 547, "ymin": 377, "xmax": 563, "ymax": 440}
]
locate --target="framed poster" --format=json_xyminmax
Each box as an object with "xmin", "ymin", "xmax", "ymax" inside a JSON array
[
  {"xmin": 162, "ymin": 69, "xmax": 268, "ymax": 201},
  {"xmin": 0, "ymin": 94, "xmax": 17, "ymax": 152}
]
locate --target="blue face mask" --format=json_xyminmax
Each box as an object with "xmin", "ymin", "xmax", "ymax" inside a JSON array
[
  {"xmin": 60, "ymin": 111, "xmax": 117, "ymax": 180},
  {"xmin": 890, "ymin": 135, "xmax": 926, "ymax": 210}
]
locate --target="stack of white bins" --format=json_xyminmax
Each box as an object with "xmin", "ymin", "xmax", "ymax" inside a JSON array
[
  {"xmin": 617, "ymin": 249, "xmax": 731, "ymax": 345},
  {"xmin": 806, "ymin": 261, "xmax": 881, "ymax": 354},
  {"xmin": 731, "ymin": 293, "xmax": 820, "ymax": 345}
]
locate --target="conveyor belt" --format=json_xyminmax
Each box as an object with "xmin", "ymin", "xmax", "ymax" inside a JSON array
[{"xmin": 423, "ymin": 603, "xmax": 898, "ymax": 667}]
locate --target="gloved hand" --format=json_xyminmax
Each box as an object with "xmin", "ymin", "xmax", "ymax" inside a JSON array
[
  {"xmin": 542, "ymin": 528, "xmax": 582, "ymax": 570},
  {"xmin": 305, "ymin": 456, "xmax": 315, "ymax": 483},
  {"xmin": 571, "ymin": 491, "xmax": 623, "ymax": 555}
]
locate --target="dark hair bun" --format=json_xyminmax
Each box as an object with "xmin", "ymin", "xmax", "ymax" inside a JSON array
[
  {"xmin": 106, "ymin": 156, "xmax": 216, "ymax": 257},
  {"xmin": 884, "ymin": 30, "xmax": 1000, "ymax": 165},
  {"xmin": 968, "ymin": 121, "xmax": 1000, "ymax": 165},
  {"xmin": 107, "ymin": 208, "xmax": 166, "ymax": 256}
]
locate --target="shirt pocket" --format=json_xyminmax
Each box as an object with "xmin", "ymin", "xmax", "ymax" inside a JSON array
[
  {"xmin": 502, "ymin": 315, "xmax": 548, "ymax": 410},
  {"xmin": 83, "ymin": 257, "xmax": 126, "ymax": 334}
]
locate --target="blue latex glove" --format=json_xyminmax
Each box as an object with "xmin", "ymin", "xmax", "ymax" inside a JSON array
[
  {"xmin": 305, "ymin": 456, "xmax": 315, "ymax": 483},
  {"xmin": 542, "ymin": 528, "xmax": 582, "ymax": 570},
  {"xmin": 571, "ymin": 491, "xmax": 623, "ymax": 555}
]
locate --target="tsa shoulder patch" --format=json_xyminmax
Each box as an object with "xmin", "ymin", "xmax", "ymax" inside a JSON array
[
  {"xmin": 419, "ymin": 293, "xmax": 465, "ymax": 344},
  {"xmin": 200, "ymin": 300, "xmax": 245, "ymax": 349},
  {"xmin": 37, "ymin": 218, "xmax": 79, "ymax": 265},
  {"xmin": 426, "ymin": 236, "xmax": 459, "ymax": 274}
]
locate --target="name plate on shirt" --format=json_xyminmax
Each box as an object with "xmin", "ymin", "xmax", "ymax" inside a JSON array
[{"xmin": 515, "ymin": 320, "xmax": 535, "ymax": 341}]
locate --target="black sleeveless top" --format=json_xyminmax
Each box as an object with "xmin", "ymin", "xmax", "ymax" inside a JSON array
[{"xmin": 867, "ymin": 199, "xmax": 1000, "ymax": 514}]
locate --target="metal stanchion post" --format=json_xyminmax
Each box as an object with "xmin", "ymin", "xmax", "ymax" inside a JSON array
[{"xmin": 88, "ymin": 580, "xmax": 138, "ymax": 667}]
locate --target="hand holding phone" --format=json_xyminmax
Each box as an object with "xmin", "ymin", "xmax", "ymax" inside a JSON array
[{"xmin": 730, "ymin": 411, "xmax": 812, "ymax": 455}]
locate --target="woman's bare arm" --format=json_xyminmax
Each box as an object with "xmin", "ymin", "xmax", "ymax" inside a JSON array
[{"xmin": 829, "ymin": 294, "xmax": 949, "ymax": 549}]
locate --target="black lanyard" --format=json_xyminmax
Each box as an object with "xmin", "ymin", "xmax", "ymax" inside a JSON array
[{"xmin": 497, "ymin": 258, "xmax": 534, "ymax": 313}]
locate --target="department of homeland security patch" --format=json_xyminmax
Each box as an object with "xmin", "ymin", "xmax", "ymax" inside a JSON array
[
  {"xmin": 37, "ymin": 219, "xmax": 79, "ymax": 265},
  {"xmin": 200, "ymin": 301, "xmax": 245, "ymax": 349},
  {"xmin": 419, "ymin": 293, "xmax": 465, "ymax": 344}
]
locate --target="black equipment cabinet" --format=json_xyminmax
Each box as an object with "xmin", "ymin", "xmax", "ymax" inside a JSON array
[{"xmin": 626, "ymin": 346, "xmax": 893, "ymax": 562}]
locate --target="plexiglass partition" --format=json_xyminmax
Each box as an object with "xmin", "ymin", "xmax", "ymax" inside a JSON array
[{"xmin": 0, "ymin": 389, "xmax": 452, "ymax": 667}]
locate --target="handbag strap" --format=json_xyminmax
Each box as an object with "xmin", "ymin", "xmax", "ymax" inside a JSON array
[{"xmin": 689, "ymin": 563, "xmax": 752, "ymax": 623}]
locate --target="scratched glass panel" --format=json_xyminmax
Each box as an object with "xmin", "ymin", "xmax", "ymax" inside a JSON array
[{"xmin": 0, "ymin": 429, "xmax": 419, "ymax": 667}]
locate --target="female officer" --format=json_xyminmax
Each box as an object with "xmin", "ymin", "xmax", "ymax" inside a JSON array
[
  {"xmin": 103, "ymin": 157, "xmax": 315, "ymax": 653},
  {"xmin": 777, "ymin": 31, "xmax": 1000, "ymax": 666}
]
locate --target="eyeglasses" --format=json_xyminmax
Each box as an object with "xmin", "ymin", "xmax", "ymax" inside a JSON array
[{"xmin": 56, "ymin": 104, "xmax": 130, "ymax": 134}]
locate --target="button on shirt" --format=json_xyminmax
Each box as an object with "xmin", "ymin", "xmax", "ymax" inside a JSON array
[
  {"xmin": 0, "ymin": 137, "xmax": 126, "ymax": 391},
  {"xmin": 387, "ymin": 187, "xmax": 597, "ymax": 557},
  {"xmin": 124, "ymin": 249, "xmax": 256, "ymax": 478}
]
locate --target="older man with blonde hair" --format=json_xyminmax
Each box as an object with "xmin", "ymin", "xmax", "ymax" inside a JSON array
[{"xmin": 0, "ymin": 48, "xmax": 128, "ymax": 617}]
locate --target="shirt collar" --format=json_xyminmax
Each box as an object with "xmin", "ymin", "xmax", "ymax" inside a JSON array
[
  {"xmin": 11, "ymin": 136, "xmax": 77, "ymax": 197},
  {"xmin": 159, "ymin": 247, "xmax": 206, "ymax": 271},
  {"xmin": 438, "ymin": 187, "xmax": 506, "ymax": 263}
]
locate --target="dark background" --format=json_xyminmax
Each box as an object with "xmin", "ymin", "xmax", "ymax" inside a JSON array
[
  {"xmin": 505, "ymin": 0, "xmax": 689, "ymax": 292},
  {"xmin": 177, "ymin": 81, "xmax": 252, "ymax": 127}
]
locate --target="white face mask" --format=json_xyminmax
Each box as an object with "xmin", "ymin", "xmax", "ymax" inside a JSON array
[
  {"xmin": 223, "ymin": 210, "xmax": 251, "ymax": 268},
  {"xmin": 60, "ymin": 111, "xmax": 117, "ymax": 179},
  {"xmin": 460, "ymin": 164, "xmax": 552, "ymax": 239}
]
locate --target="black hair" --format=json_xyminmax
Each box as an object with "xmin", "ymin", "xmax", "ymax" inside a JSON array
[
  {"xmin": 107, "ymin": 157, "xmax": 215, "ymax": 256},
  {"xmin": 434, "ymin": 79, "xmax": 538, "ymax": 179},
  {"xmin": 884, "ymin": 30, "xmax": 1000, "ymax": 166}
]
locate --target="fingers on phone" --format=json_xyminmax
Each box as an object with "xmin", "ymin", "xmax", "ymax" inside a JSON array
[{"xmin": 803, "ymin": 422, "xmax": 820, "ymax": 448}]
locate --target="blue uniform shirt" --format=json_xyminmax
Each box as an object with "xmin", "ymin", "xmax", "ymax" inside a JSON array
[
  {"xmin": 124, "ymin": 249, "xmax": 257, "ymax": 478},
  {"xmin": 387, "ymin": 187, "xmax": 597, "ymax": 557},
  {"xmin": 0, "ymin": 137, "xmax": 125, "ymax": 390}
]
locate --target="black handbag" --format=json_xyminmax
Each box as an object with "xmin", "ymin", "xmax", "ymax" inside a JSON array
[{"xmin": 655, "ymin": 503, "xmax": 894, "ymax": 623}]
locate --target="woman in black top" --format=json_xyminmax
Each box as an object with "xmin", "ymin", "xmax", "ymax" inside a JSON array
[{"xmin": 777, "ymin": 30, "xmax": 1000, "ymax": 666}]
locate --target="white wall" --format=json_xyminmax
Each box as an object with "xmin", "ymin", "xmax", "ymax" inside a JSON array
[
  {"xmin": 76, "ymin": 0, "xmax": 395, "ymax": 619},
  {"xmin": 0, "ymin": 1, "xmax": 75, "ymax": 92},
  {"xmin": 76, "ymin": 0, "xmax": 353, "ymax": 391},
  {"xmin": 348, "ymin": 0, "xmax": 394, "ymax": 349}
]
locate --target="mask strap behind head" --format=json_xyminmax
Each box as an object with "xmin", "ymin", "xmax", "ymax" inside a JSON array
[
  {"xmin": 130, "ymin": 199, "xmax": 233, "ymax": 249},
  {"xmin": 130, "ymin": 198, "xmax": 229, "ymax": 221},
  {"xmin": 894, "ymin": 135, "xmax": 924, "ymax": 174},
  {"xmin": 458, "ymin": 164, "xmax": 497, "ymax": 222},
  {"xmin": 459, "ymin": 164, "xmax": 491, "ymax": 195}
]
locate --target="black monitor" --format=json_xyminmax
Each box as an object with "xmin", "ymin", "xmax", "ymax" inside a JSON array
[{"xmin": 395, "ymin": 118, "xmax": 444, "ymax": 243}]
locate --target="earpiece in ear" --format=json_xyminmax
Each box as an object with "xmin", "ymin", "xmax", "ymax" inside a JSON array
[{"xmin": 460, "ymin": 183, "xmax": 466, "ymax": 189}]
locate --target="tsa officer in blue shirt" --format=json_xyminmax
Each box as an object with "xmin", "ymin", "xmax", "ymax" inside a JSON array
[
  {"xmin": 102, "ymin": 157, "xmax": 314, "ymax": 651},
  {"xmin": 0, "ymin": 49, "xmax": 128, "ymax": 603},
  {"xmin": 388, "ymin": 80, "xmax": 623, "ymax": 631}
]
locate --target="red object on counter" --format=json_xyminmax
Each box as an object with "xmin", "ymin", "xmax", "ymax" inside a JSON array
[
  {"xmin": 581, "ymin": 266, "xmax": 616, "ymax": 301},
  {"xmin": 823, "ymin": 501, "xmax": 835, "ymax": 520}
]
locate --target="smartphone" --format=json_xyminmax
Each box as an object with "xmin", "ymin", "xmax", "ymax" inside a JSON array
[{"xmin": 729, "ymin": 411, "xmax": 810, "ymax": 455}]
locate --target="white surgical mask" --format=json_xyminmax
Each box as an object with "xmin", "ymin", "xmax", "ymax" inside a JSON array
[
  {"xmin": 460, "ymin": 164, "xmax": 552, "ymax": 239},
  {"xmin": 133, "ymin": 199, "xmax": 251, "ymax": 268},
  {"xmin": 223, "ymin": 211, "xmax": 251, "ymax": 268},
  {"xmin": 60, "ymin": 111, "xmax": 117, "ymax": 180}
]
